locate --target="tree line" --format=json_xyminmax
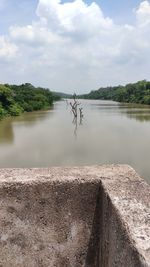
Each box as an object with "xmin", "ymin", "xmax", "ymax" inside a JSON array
[
  {"xmin": 0, "ymin": 83, "xmax": 60, "ymax": 119},
  {"xmin": 78, "ymin": 80, "xmax": 150, "ymax": 105}
]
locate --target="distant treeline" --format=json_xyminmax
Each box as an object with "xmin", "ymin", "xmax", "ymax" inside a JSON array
[
  {"xmin": 0, "ymin": 83, "xmax": 61, "ymax": 119},
  {"xmin": 78, "ymin": 80, "xmax": 150, "ymax": 105},
  {"xmin": 52, "ymin": 91, "xmax": 72, "ymax": 99}
]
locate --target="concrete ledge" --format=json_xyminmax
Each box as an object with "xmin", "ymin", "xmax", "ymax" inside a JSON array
[{"xmin": 0, "ymin": 165, "xmax": 149, "ymax": 267}]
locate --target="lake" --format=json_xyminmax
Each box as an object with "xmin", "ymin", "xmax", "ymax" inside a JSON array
[{"xmin": 0, "ymin": 99, "xmax": 150, "ymax": 184}]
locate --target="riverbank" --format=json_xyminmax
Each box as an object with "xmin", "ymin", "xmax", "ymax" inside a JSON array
[
  {"xmin": 78, "ymin": 80, "xmax": 150, "ymax": 105},
  {"xmin": 0, "ymin": 83, "xmax": 60, "ymax": 120}
]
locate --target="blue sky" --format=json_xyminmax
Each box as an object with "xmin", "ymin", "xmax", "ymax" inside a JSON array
[
  {"xmin": 0, "ymin": 0, "xmax": 150, "ymax": 93},
  {"xmin": 0, "ymin": 0, "xmax": 38, "ymax": 34}
]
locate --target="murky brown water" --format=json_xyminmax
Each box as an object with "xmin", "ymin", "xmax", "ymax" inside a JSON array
[{"xmin": 0, "ymin": 99, "xmax": 150, "ymax": 184}]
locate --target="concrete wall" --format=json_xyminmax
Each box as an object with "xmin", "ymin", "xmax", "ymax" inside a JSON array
[{"xmin": 0, "ymin": 165, "xmax": 149, "ymax": 267}]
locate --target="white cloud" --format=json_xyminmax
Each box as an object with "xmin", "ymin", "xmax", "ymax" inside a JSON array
[
  {"xmin": 136, "ymin": 0, "xmax": 150, "ymax": 27},
  {"xmin": 0, "ymin": 0, "xmax": 150, "ymax": 92},
  {"xmin": 10, "ymin": 22, "xmax": 62, "ymax": 46},
  {"xmin": 0, "ymin": 36, "xmax": 18, "ymax": 59},
  {"xmin": 10, "ymin": 25, "xmax": 35, "ymax": 43},
  {"xmin": 36, "ymin": 0, "xmax": 113, "ymax": 32}
]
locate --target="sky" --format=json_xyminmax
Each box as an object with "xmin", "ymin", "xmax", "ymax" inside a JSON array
[{"xmin": 0, "ymin": 0, "xmax": 150, "ymax": 93}]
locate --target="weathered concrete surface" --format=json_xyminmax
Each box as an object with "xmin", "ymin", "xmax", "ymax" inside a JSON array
[
  {"xmin": 0, "ymin": 165, "xmax": 149, "ymax": 267},
  {"xmin": 98, "ymin": 166, "xmax": 150, "ymax": 267}
]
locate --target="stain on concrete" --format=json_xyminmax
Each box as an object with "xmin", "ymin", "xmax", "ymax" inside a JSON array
[{"xmin": 9, "ymin": 233, "xmax": 27, "ymax": 249}]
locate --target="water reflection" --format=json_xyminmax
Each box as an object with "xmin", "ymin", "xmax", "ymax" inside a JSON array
[
  {"xmin": 91, "ymin": 101, "xmax": 150, "ymax": 122},
  {"xmin": 125, "ymin": 113, "xmax": 150, "ymax": 122},
  {"xmin": 0, "ymin": 108, "xmax": 54, "ymax": 145},
  {"xmin": 72, "ymin": 113, "xmax": 83, "ymax": 139},
  {"xmin": 0, "ymin": 120, "xmax": 14, "ymax": 144},
  {"xmin": 79, "ymin": 116, "xmax": 83, "ymax": 125},
  {"xmin": 120, "ymin": 107, "xmax": 150, "ymax": 122},
  {"xmin": 11, "ymin": 109, "xmax": 54, "ymax": 127},
  {"xmin": 72, "ymin": 117, "xmax": 78, "ymax": 139}
]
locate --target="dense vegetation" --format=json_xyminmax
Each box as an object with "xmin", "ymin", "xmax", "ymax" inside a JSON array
[
  {"xmin": 0, "ymin": 83, "xmax": 60, "ymax": 119},
  {"xmin": 79, "ymin": 80, "xmax": 150, "ymax": 105}
]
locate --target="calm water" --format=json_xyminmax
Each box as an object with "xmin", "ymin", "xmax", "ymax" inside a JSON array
[{"xmin": 0, "ymin": 99, "xmax": 150, "ymax": 184}]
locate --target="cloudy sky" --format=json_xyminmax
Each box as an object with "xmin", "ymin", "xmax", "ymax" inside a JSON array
[{"xmin": 0, "ymin": 0, "xmax": 150, "ymax": 93}]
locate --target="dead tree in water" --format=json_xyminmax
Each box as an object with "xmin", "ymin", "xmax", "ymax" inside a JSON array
[
  {"xmin": 70, "ymin": 93, "xmax": 84, "ymax": 127},
  {"xmin": 69, "ymin": 94, "xmax": 84, "ymax": 138},
  {"xmin": 70, "ymin": 94, "xmax": 80, "ymax": 118}
]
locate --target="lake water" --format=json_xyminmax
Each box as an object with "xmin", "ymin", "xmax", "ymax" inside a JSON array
[{"xmin": 0, "ymin": 99, "xmax": 150, "ymax": 184}]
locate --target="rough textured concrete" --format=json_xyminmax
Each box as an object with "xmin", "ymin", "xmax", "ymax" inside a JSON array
[{"xmin": 0, "ymin": 165, "xmax": 149, "ymax": 267}]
